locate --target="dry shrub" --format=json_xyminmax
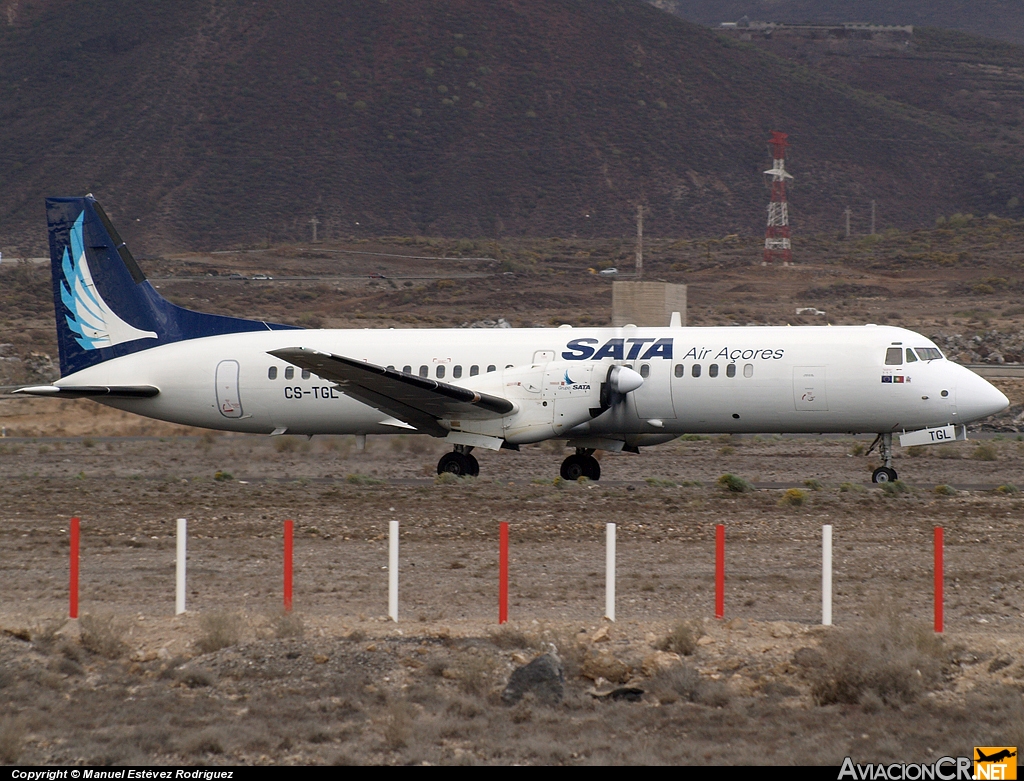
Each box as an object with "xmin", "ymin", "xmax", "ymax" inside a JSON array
[
  {"xmin": 811, "ymin": 607, "xmax": 945, "ymax": 707},
  {"xmin": 935, "ymin": 445, "xmax": 961, "ymax": 459},
  {"xmin": 488, "ymin": 626, "xmax": 538, "ymax": 650},
  {"xmin": 453, "ymin": 651, "xmax": 497, "ymax": 696},
  {"xmin": 269, "ymin": 610, "xmax": 305, "ymax": 639},
  {"xmin": 197, "ymin": 612, "xmax": 243, "ymax": 654},
  {"xmin": 656, "ymin": 620, "xmax": 703, "ymax": 656},
  {"xmin": 180, "ymin": 727, "xmax": 227, "ymax": 756},
  {"xmin": 717, "ymin": 473, "xmax": 753, "ymax": 492},
  {"xmin": 779, "ymin": 488, "xmax": 807, "ymax": 506},
  {"xmin": 0, "ymin": 718, "xmax": 24, "ymax": 763},
  {"xmin": 79, "ymin": 613, "xmax": 128, "ymax": 659},
  {"xmin": 973, "ymin": 443, "xmax": 998, "ymax": 461},
  {"xmin": 649, "ymin": 665, "xmax": 730, "ymax": 706},
  {"xmin": 380, "ymin": 701, "xmax": 413, "ymax": 751}
]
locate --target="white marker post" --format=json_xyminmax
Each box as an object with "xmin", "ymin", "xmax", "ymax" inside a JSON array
[
  {"xmin": 605, "ymin": 523, "xmax": 616, "ymax": 622},
  {"xmin": 822, "ymin": 524, "xmax": 832, "ymax": 626},
  {"xmin": 388, "ymin": 520, "xmax": 399, "ymax": 622},
  {"xmin": 176, "ymin": 518, "xmax": 187, "ymax": 615}
]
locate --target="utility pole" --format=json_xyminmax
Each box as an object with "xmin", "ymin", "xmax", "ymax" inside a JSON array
[
  {"xmin": 310, "ymin": 216, "xmax": 319, "ymax": 243},
  {"xmin": 635, "ymin": 204, "xmax": 645, "ymax": 279},
  {"xmin": 870, "ymin": 200, "xmax": 876, "ymax": 235},
  {"xmin": 844, "ymin": 207, "xmax": 851, "ymax": 239}
]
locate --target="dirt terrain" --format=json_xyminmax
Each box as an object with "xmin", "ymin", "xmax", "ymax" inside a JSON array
[
  {"xmin": 1, "ymin": 429, "xmax": 1023, "ymax": 765},
  {"xmin": 2, "ymin": 225, "xmax": 1024, "ymax": 765}
]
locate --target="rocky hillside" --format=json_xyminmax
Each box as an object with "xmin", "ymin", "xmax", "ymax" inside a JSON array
[{"xmin": 1, "ymin": 0, "xmax": 1023, "ymax": 253}]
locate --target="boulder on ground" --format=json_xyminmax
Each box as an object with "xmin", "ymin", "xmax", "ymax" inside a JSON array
[{"xmin": 501, "ymin": 652, "xmax": 564, "ymax": 706}]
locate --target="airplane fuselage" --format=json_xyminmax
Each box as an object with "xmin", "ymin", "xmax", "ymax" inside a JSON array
[{"xmin": 55, "ymin": 324, "xmax": 1005, "ymax": 439}]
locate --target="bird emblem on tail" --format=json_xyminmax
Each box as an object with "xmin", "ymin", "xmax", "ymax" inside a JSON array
[{"xmin": 60, "ymin": 212, "xmax": 157, "ymax": 350}]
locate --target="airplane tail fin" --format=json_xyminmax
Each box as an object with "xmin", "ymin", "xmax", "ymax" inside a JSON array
[{"xmin": 47, "ymin": 196, "xmax": 296, "ymax": 377}]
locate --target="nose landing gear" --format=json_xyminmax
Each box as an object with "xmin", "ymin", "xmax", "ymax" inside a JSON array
[
  {"xmin": 868, "ymin": 432, "xmax": 898, "ymax": 483},
  {"xmin": 437, "ymin": 444, "xmax": 479, "ymax": 477},
  {"xmin": 560, "ymin": 448, "xmax": 601, "ymax": 481}
]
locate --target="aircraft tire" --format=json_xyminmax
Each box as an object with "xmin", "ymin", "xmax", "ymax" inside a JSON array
[
  {"xmin": 438, "ymin": 452, "xmax": 470, "ymax": 476},
  {"xmin": 560, "ymin": 455, "xmax": 587, "ymax": 481},
  {"xmin": 871, "ymin": 466, "xmax": 898, "ymax": 484},
  {"xmin": 465, "ymin": 454, "xmax": 480, "ymax": 477},
  {"xmin": 583, "ymin": 455, "xmax": 601, "ymax": 481}
]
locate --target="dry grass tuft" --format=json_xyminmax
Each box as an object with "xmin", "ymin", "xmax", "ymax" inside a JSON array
[
  {"xmin": 380, "ymin": 701, "xmax": 413, "ymax": 751},
  {"xmin": 811, "ymin": 606, "xmax": 945, "ymax": 707},
  {"xmin": 79, "ymin": 613, "xmax": 128, "ymax": 659},
  {"xmin": 197, "ymin": 612, "xmax": 243, "ymax": 654},
  {"xmin": 488, "ymin": 626, "xmax": 538, "ymax": 650},
  {"xmin": 973, "ymin": 443, "xmax": 998, "ymax": 461},
  {"xmin": 0, "ymin": 718, "xmax": 24, "ymax": 763},
  {"xmin": 269, "ymin": 610, "xmax": 305, "ymax": 639},
  {"xmin": 656, "ymin": 620, "xmax": 703, "ymax": 656},
  {"xmin": 649, "ymin": 665, "xmax": 730, "ymax": 706}
]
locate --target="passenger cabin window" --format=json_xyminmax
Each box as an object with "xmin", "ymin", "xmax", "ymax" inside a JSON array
[
  {"xmin": 506, "ymin": 364, "xmax": 513, "ymax": 369},
  {"xmin": 674, "ymin": 364, "xmax": 684, "ymax": 378},
  {"xmin": 692, "ymin": 364, "xmax": 701, "ymax": 378},
  {"xmin": 285, "ymin": 367, "xmax": 294, "ymax": 380},
  {"xmin": 743, "ymin": 364, "xmax": 753, "ymax": 378},
  {"xmin": 639, "ymin": 364, "xmax": 650, "ymax": 378},
  {"xmin": 906, "ymin": 349, "xmax": 918, "ymax": 363},
  {"xmin": 436, "ymin": 365, "xmax": 446, "ymax": 379},
  {"xmin": 470, "ymin": 365, "xmax": 480, "ymax": 376},
  {"xmin": 709, "ymin": 364, "xmax": 719, "ymax": 378},
  {"xmin": 916, "ymin": 348, "xmax": 943, "ymax": 361},
  {"xmin": 726, "ymin": 363, "xmax": 736, "ymax": 378},
  {"xmin": 403, "ymin": 365, "xmax": 412, "ymax": 374},
  {"xmin": 268, "ymin": 366, "xmax": 278, "ymax": 380},
  {"xmin": 487, "ymin": 365, "xmax": 496, "ymax": 373},
  {"xmin": 885, "ymin": 348, "xmax": 903, "ymax": 366},
  {"xmin": 419, "ymin": 365, "xmax": 428, "ymax": 377},
  {"xmin": 301, "ymin": 369, "xmax": 311, "ymax": 380},
  {"xmin": 453, "ymin": 365, "xmax": 462, "ymax": 379}
]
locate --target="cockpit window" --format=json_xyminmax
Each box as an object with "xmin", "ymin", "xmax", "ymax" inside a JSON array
[
  {"xmin": 884, "ymin": 347, "xmax": 903, "ymax": 366},
  {"xmin": 916, "ymin": 347, "xmax": 943, "ymax": 361},
  {"xmin": 905, "ymin": 348, "xmax": 918, "ymax": 363}
]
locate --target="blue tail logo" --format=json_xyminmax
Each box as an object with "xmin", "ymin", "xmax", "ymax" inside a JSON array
[
  {"xmin": 60, "ymin": 212, "xmax": 158, "ymax": 350},
  {"xmin": 47, "ymin": 195, "xmax": 298, "ymax": 378}
]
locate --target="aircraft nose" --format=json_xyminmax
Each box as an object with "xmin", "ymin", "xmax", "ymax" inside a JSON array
[{"xmin": 956, "ymin": 369, "xmax": 1009, "ymax": 423}]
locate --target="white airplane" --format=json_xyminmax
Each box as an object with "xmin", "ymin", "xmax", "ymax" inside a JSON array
[{"xmin": 17, "ymin": 196, "xmax": 1009, "ymax": 483}]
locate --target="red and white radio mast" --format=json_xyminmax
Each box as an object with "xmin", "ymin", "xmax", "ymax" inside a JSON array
[{"xmin": 763, "ymin": 131, "xmax": 793, "ymax": 264}]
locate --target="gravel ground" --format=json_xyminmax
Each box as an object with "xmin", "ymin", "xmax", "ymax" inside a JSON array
[{"xmin": 1, "ymin": 433, "xmax": 1023, "ymax": 765}]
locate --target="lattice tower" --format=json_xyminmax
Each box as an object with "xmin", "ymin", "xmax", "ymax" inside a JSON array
[{"xmin": 763, "ymin": 131, "xmax": 793, "ymax": 263}]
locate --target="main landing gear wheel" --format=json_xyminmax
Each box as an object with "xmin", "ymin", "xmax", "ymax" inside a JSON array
[
  {"xmin": 437, "ymin": 451, "xmax": 479, "ymax": 477},
  {"xmin": 560, "ymin": 453, "xmax": 601, "ymax": 481},
  {"xmin": 872, "ymin": 466, "xmax": 898, "ymax": 484}
]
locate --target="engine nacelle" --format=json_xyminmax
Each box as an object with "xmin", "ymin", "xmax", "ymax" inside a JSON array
[{"xmin": 446, "ymin": 362, "xmax": 641, "ymax": 445}]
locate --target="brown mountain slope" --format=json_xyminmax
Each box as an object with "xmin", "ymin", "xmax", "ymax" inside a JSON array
[
  {"xmin": 649, "ymin": 0, "xmax": 1024, "ymax": 47},
  {"xmin": 0, "ymin": 0, "xmax": 1020, "ymax": 253}
]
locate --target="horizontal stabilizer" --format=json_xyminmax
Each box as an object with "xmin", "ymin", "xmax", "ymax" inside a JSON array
[
  {"xmin": 15, "ymin": 385, "xmax": 159, "ymax": 398},
  {"xmin": 269, "ymin": 347, "xmax": 515, "ymax": 436}
]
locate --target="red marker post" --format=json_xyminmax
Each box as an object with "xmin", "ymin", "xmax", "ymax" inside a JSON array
[
  {"xmin": 498, "ymin": 522, "xmax": 509, "ymax": 624},
  {"xmin": 934, "ymin": 526, "xmax": 943, "ymax": 633},
  {"xmin": 69, "ymin": 517, "xmax": 80, "ymax": 619},
  {"xmin": 283, "ymin": 519, "xmax": 294, "ymax": 613},
  {"xmin": 715, "ymin": 524, "xmax": 725, "ymax": 619}
]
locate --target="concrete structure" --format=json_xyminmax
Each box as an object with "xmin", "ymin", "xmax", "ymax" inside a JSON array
[{"xmin": 611, "ymin": 281, "xmax": 687, "ymax": 327}]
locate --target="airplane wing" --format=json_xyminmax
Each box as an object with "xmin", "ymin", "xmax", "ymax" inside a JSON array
[{"xmin": 269, "ymin": 347, "xmax": 515, "ymax": 436}]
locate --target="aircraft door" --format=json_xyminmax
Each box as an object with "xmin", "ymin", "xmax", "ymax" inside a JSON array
[
  {"xmin": 215, "ymin": 360, "xmax": 244, "ymax": 418},
  {"xmin": 793, "ymin": 366, "xmax": 828, "ymax": 411},
  {"xmin": 632, "ymin": 360, "xmax": 676, "ymax": 419}
]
